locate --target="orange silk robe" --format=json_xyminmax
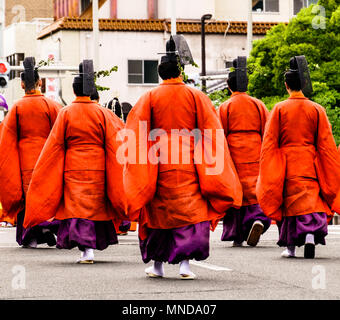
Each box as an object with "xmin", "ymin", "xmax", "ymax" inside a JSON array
[
  {"xmin": 124, "ymin": 78, "xmax": 243, "ymax": 240},
  {"xmin": 257, "ymin": 92, "xmax": 340, "ymax": 222},
  {"xmin": 219, "ymin": 92, "xmax": 269, "ymax": 206},
  {"xmin": 0, "ymin": 91, "xmax": 61, "ymax": 221},
  {"xmin": 23, "ymin": 97, "xmax": 127, "ymax": 229}
]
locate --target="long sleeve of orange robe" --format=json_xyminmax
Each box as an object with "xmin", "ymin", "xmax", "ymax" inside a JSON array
[
  {"xmin": 0, "ymin": 93, "xmax": 61, "ymax": 221},
  {"xmin": 23, "ymin": 98, "xmax": 127, "ymax": 229},
  {"xmin": 124, "ymin": 78, "xmax": 243, "ymax": 240},
  {"xmin": 256, "ymin": 94, "xmax": 340, "ymax": 222},
  {"xmin": 219, "ymin": 92, "xmax": 269, "ymax": 206}
]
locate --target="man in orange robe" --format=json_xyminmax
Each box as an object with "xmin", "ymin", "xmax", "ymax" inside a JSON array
[
  {"xmin": 23, "ymin": 60, "xmax": 127, "ymax": 263},
  {"xmin": 0, "ymin": 58, "xmax": 61, "ymax": 246},
  {"xmin": 0, "ymin": 98, "xmax": 15, "ymax": 228},
  {"xmin": 219, "ymin": 57, "xmax": 271, "ymax": 247},
  {"xmin": 257, "ymin": 56, "xmax": 340, "ymax": 259},
  {"xmin": 124, "ymin": 36, "xmax": 242, "ymax": 279}
]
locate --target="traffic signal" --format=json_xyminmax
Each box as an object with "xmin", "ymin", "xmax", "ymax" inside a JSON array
[{"xmin": 0, "ymin": 61, "xmax": 10, "ymax": 88}]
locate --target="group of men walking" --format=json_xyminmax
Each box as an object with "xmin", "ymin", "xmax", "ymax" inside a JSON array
[{"xmin": 0, "ymin": 35, "xmax": 339, "ymax": 280}]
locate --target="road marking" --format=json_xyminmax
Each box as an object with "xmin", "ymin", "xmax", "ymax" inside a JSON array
[{"xmin": 190, "ymin": 261, "xmax": 232, "ymax": 271}]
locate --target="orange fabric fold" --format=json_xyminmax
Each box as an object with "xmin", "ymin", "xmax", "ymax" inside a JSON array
[
  {"xmin": 257, "ymin": 97, "xmax": 340, "ymax": 222},
  {"xmin": 23, "ymin": 101, "xmax": 128, "ymax": 229},
  {"xmin": 124, "ymin": 81, "xmax": 242, "ymax": 240},
  {"xmin": 219, "ymin": 92, "xmax": 269, "ymax": 206}
]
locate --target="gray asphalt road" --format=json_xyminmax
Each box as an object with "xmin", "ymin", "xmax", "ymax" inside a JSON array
[{"xmin": 1, "ymin": 223, "xmax": 340, "ymax": 300}]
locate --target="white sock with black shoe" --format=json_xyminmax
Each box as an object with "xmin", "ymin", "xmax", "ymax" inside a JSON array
[
  {"xmin": 42, "ymin": 228, "xmax": 56, "ymax": 247},
  {"xmin": 306, "ymin": 233, "xmax": 315, "ymax": 244},
  {"xmin": 304, "ymin": 233, "xmax": 315, "ymax": 259}
]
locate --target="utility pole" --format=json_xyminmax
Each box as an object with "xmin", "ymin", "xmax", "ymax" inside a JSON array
[
  {"xmin": 247, "ymin": 0, "xmax": 253, "ymax": 56},
  {"xmin": 201, "ymin": 14, "xmax": 212, "ymax": 93},
  {"xmin": 171, "ymin": 0, "xmax": 176, "ymax": 35},
  {"xmin": 92, "ymin": 0, "xmax": 100, "ymax": 70}
]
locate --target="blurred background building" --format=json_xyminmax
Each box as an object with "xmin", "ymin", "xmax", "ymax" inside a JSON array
[{"xmin": 0, "ymin": 0, "xmax": 318, "ymax": 107}]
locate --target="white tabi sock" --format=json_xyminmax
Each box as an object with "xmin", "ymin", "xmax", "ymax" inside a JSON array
[
  {"xmin": 179, "ymin": 260, "xmax": 196, "ymax": 279},
  {"xmin": 180, "ymin": 260, "xmax": 191, "ymax": 275},
  {"xmin": 81, "ymin": 248, "xmax": 94, "ymax": 261},
  {"xmin": 288, "ymin": 245, "xmax": 296, "ymax": 256},
  {"xmin": 145, "ymin": 261, "xmax": 164, "ymax": 277},
  {"xmin": 305, "ymin": 233, "xmax": 315, "ymax": 245},
  {"xmin": 153, "ymin": 261, "xmax": 164, "ymax": 276},
  {"xmin": 281, "ymin": 246, "xmax": 296, "ymax": 258},
  {"xmin": 28, "ymin": 238, "xmax": 38, "ymax": 248}
]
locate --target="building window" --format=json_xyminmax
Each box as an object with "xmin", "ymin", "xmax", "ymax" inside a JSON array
[
  {"xmin": 128, "ymin": 60, "xmax": 159, "ymax": 84},
  {"xmin": 6, "ymin": 53, "xmax": 25, "ymax": 80},
  {"xmin": 293, "ymin": 0, "xmax": 318, "ymax": 15},
  {"xmin": 252, "ymin": 0, "xmax": 279, "ymax": 13}
]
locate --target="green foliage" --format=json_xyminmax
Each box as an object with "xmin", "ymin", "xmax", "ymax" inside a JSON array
[
  {"xmin": 208, "ymin": 89, "xmax": 230, "ymax": 109},
  {"xmin": 261, "ymin": 95, "xmax": 288, "ymax": 111},
  {"xmin": 246, "ymin": 0, "xmax": 340, "ymax": 144},
  {"xmin": 208, "ymin": 1, "xmax": 339, "ymax": 143},
  {"xmin": 178, "ymin": 59, "xmax": 199, "ymax": 83},
  {"xmin": 94, "ymin": 66, "xmax": 118, "ymax": 92}
]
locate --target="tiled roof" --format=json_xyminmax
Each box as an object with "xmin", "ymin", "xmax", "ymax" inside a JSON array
[{"xmin": 37, "ymin": 17, "xmax": 279, "ymax": 40}]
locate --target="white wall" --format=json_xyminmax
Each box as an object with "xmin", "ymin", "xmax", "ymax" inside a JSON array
[
  {"xmin": 99, "ymin": 0, "xmax": 111, "ymax": 19},
  {"xmin": 3, "ymin": 23, "xmax": 38, "ymax": 57},
  {"xmin": 117, "ymin": 0, "xmax": 148, "ymax": 19},
  {"xmin": 87, "ymin": 30, "xmax": 164, "ymax": 106},
  {"xmin": 158, "ymin": 0, "xmax": 215, "ymax": 20},
  {"xmin": 38, "ymin": 30, "xmax": 81, "ymax": 106}
]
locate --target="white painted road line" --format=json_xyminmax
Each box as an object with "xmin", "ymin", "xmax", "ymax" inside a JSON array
[{"xmin": 191, "ymin": 261, "xmax": 232, "ymax": 272}]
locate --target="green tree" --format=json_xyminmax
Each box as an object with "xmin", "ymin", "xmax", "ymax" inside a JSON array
[{"xmin": 247, "ymin": 0, "xmax": 340, "ymax": 143}]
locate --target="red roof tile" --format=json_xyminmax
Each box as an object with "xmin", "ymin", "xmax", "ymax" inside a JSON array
[{"xmin": 38, "ymin": 17, "xmax": 279, "ymax": 40}]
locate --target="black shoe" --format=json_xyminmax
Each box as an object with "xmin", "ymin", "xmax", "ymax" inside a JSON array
[
  {"xmin": 44, "ymin": 231, "xmax": 57, "ymax": 247},
  {"xmin": 304, "ymin": 243, "xmax": 315, "ymax": 259},
  {"xmin": 247, "ymin": 221, "xmax": 264, "ymax": 247}
]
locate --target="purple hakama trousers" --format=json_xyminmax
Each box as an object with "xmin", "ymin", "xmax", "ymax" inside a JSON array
[
  {"xmin": 277, "ymin": 212, "xmax": 328, "ymax": 247},
  {"xmin": 140, "ymin": 221, "xmax": 210, "ymax": 265},
  {"xmin": 221, "ymin": 204, "xmax": 271, "ymax": 243},
  {"xmin": 57, "ymin": 218, "xmax": 118, "ymax": 251},
  {"xmin": 16, "ymin": 210, "xmax": 60, "ymax": 246}
]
